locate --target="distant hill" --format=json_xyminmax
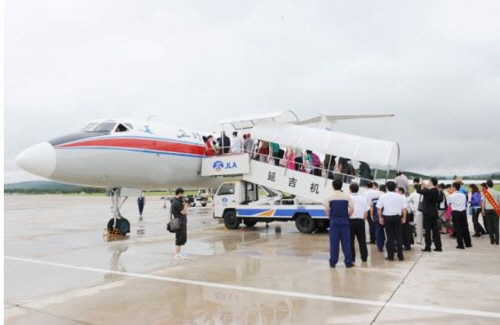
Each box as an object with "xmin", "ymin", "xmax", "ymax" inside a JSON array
[
  {"xmin": 5, "ymin": 170, "xmax": 499, "ymax": 194},
  {"xmin": 4, "ymin": 181, "xmax": 105, "ymax": 194}
]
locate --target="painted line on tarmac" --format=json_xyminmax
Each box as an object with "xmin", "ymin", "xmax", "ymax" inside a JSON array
[{"xmin": 6, "ymin": 255, "xmax": 500, "ymax": 319}]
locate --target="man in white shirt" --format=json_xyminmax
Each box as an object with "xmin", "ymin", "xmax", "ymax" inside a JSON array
[
  {"xmin": 349, "ymin": 183, "xmax": 370, "ymax": 263},
  {"xmin": 376, "ymin": 181, "xmax": 408, "ymax": 261},
  {"xmin": 448, "ymin": 182, "xmax": 472, "ymax": 249},
  {"xmin": 230, "ymin": 131, "xmax": 243, "ymax": 153},
  {"xmin": 364, "ymin": 182, "xmax": 380, "ymax": 245},
  {"xmin": 408, "ymin": 178, "xmax": 424, "ymax": 244}
]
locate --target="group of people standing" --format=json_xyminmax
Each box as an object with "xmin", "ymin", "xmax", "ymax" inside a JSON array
[
  {"xmin": 204, "ymin": 131, "xmax": 254, "ymax": 156},
  {"xmin": 324, "ymin": 173, "xmax": 500, "ymax": 268}
]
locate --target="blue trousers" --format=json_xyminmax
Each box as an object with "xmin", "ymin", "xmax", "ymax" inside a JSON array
[
  {"xmin": 375, "ymin": 216, "xmax": 385, "ymax": 252},
  {"xmin": 329, "ymin": 223, "xmax": 352, "ymax": 266}
]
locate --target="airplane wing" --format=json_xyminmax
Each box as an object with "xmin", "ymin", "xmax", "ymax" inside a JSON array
[
  {"xmin": 215, "ymin": 110, "xmax": 394, "ymax": 129},
  {"xmin": 293, "ymin": 114, "xmax": 395, "ymax": 125},
  {"xmin": 215, "ymin": 110, "xmax": 299, "ymax": 129}
]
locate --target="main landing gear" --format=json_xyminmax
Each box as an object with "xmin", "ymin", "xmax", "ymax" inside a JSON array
[{"xmin": 103, "ymin": 188, "xmax": 131, "ymax": 239}]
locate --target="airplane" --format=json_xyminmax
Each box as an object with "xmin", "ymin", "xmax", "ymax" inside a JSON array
[{"xmin": 15, "ymin": 110, "xmax": 398, "ymax": 236}]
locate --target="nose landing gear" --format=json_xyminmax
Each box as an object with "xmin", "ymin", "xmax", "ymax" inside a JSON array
[{"xmin": 103, "ymin": 188, "xmax": 131, "ymax": 238}]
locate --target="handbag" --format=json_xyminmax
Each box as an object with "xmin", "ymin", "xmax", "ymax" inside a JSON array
[{"xmin": 167, "ymin": 210, "xmax": 181, "ymax": 233}]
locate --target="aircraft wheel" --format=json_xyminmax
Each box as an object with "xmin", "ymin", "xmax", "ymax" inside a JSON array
[
  {"xmin": 106, "ymin": 217, "xmax": 130, "ymax": 236},
  {"xmin": 223, "ymin": 210, "xmax": 241, "ymax": 230},
  {"xmin": 295, "ymin": 214, "xmax": 315, "ymax": 233},
  {"xmin": 244, "ymin": 219, "xmax": 257, "ymax": 227},
  {"xmin": 118, "ymin": 218, "xmax": 130, "ymax": 235}
]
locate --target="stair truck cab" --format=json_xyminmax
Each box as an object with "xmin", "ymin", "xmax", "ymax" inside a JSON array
[{"xmin": 213, "ymin": 180, "xmax": 329, "ymax": 233}]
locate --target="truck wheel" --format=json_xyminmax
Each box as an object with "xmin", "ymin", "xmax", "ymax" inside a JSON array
[
  {"xmin": 295, "ymin": 214, "xmax": 315, "ymax": 233},
  {"xmin": 243, "ymin": 219, "xmax": 257, "ymax": 227},
  {"xmin": 315, "ymin": 219, "xmax": 329, "ymax": 233},
  {"xmin": 223, "ymin": 210, "xmax": 241, "ymax": 230}
]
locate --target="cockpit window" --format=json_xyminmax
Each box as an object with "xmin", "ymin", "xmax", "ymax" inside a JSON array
[
  {"xmin": 94, "ymin": 122, "xmax": 117, "ymax": 133},
  {"xmin": 81, "ymin": 123, "xmax": 98, "ymax": 132},
  {"xmin": 124, "ymin": 123, "xmax": 134, "ymax": 129},
  {"xmin": 115, "ymin": 124, "xmax": 129, "ymax": 133}
]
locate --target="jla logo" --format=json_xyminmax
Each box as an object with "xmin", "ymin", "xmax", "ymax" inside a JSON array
[{"xmin": 212, "ymin": 161, "xmax": 238, "ymax": 172}]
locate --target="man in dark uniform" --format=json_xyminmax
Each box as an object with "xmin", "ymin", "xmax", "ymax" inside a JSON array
[
  {"xmin": 377, "ymin": 181, "xmax": 407, "ymax": 261},
  {"xmin": 217, "ymin": 131, "xmax": 230, "ymax": 154},
  {"xmin": 324, "ymin": 179, "xmax": 354, "ymax": 268},
  {"xmin": 171, "ymin": 188, "xmax": 189, "ymax": 260},
  {"xmin": 137, "ymin": 194, "xmax": 145, "ymax": 220},
  {"xmin": 416, "ymin": 177, "xmax": 443, "ymax": 252}
]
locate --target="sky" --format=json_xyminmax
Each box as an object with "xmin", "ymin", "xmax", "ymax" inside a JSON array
[{"xmin": 4, "ymin": 0, "xmax": 500, "ymax": 183}]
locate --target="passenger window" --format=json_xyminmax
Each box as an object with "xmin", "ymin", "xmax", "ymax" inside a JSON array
[
  {"xmin": 218, "ymin": 184, "xmax": 235, "ymax": 195},
  {"xmin": 94, "ymin": 122, "xmax": 117, "ymax": 133}
]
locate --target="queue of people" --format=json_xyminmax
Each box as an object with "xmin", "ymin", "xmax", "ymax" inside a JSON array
[
  {"xmin": 204, "ymin": 135, "xmax": 377, "ymax": 186},
  {"xmin": 324, "ymin": 177, "xmax": 500, "ymax": 268}
]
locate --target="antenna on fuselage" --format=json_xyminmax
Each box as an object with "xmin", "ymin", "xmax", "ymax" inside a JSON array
[{"xmin": 147, "ymin": 115, "xmax": 156, "ymax": 122}]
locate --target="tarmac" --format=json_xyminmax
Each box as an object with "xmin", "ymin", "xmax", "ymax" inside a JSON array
[{"xmin": 4, "ymin": 194, "xmax": 500, "ymax": 324}]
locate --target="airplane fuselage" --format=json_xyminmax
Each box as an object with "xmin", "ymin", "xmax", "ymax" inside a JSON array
[{"xmin": 16, "ymin": 118, "xmax": 230, "ymax": 190}]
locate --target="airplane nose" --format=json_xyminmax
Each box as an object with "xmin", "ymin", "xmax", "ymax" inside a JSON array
[{"xmin": 15, "ymin": 142, "xmax": 56, "ymax": 178}]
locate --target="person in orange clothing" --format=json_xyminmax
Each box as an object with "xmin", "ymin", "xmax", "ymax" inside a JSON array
[{"xmin": 205, "ymin": 135, "xmax": 216, "ymax": 156}]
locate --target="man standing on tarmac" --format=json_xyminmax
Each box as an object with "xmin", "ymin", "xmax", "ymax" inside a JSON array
[
  {"xmin": 483, "ymin": 179, "xmax": 500, "ymax": 245},
  {"xmin": 349, "ymin": 183, "xmax": 369, "ymax": 263},
  {"xmin": 409, "ymin": 178, "xmax": 424, "ymax": 245},
  {"xmin": 377, "ymin": 181, "xmax": 407, "ymax": 261},
  {"xmin": 171, "ymin": 188, "xmax": 189, "ymax": 260},
  {"xmin": 364, "ymin": 181, "xmax": 380, "ymax": 245},
  {"xmin": 324, "ymin": 179, "xmax": 354, "ymax": 268},
  {"xmin": 416, "ymin": 178, "xmax": 443, "ymax": 252},
  {"xmin": 448, "ymin": 182, "xmax": 472, "ymax": 249}
]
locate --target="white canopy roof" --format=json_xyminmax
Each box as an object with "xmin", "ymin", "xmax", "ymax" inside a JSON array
[
  {"xmin": 252, "ymin": 121, "xmax": 400, "ymax": 168},
  {"xmin": 216, "ymin": 110, "xmax": 299, "ymax": 130}
]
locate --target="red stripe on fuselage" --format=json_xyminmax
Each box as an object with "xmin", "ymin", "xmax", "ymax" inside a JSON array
[{"xmin": 57, "ymin": 138, "xmax": 205, "ymax": 156}]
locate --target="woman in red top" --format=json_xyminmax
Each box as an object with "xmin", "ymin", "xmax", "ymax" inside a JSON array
[{"xmin": 205, "ymin": 135, "xmax": 216, "ymax": 156}]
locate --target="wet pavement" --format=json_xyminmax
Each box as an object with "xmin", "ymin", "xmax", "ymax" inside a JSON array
[{"xmin": 4, "ymin": 195, "xmax": 500, "ymax": 324}]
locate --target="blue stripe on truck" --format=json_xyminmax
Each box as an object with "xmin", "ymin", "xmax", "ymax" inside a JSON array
[{"xmin": 237, "ymin": 208, "xmax": 326, "ymax": 217}]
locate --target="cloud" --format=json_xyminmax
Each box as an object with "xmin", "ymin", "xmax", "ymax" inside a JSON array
[{"xmin": 5, "ymin": 0, "xmax": 500, "ymax": 183}]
